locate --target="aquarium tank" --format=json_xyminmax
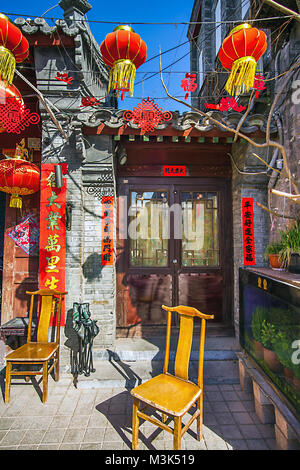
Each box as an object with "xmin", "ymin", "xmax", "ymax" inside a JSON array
[{"xmin": 239, "ymin": 268, "xmax": 300, "ymax": 416}]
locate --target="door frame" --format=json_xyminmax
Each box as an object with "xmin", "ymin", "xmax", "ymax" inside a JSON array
[{"xmin": 116, "ymin": 176, "xmax": 233, "ymax": 326}]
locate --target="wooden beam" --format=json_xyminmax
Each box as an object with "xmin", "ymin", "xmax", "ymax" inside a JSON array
[{"xmin": 264, "ymin": 0, "xmax": 300, "ymax": 23}]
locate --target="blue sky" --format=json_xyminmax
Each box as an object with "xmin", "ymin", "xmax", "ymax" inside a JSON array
[{"xmin": 3, "ymin": 0, "xmax": 196, "ymax": 113}]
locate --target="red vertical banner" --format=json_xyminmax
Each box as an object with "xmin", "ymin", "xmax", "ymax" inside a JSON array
[
  {"xmin": 39, "ymin": 164, "xmax": 67, "ymax": 325},
  {"xmin": 101, "ymin": 196, "xmax": 114, "ymax": 266},
  {"xmin": 242, "ymin": 197, "xmax": 255, "ymax": 266}
]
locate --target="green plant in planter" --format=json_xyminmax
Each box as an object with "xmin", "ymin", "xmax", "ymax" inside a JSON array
[
  {"xmin": 272, "ymin": 330, "xmax": 294, "ymax": 370},
  {"xmin": 279, "ymin": 221, "xmax": 300, "ymax": 268},
  {"xmin": 251, "ymin": 307, "xmax": 269, "ymax": 342},
  {"xmin": 260, "ymin": 320, "xmax": 277, "ymax": 350},
  {"xmin": 264, "ymin": 241, "xmax": 284, "ymax": 260}
]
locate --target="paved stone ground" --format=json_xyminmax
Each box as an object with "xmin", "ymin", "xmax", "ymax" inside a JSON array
[{"xmin": 0, "ymin": 374, "xmax": 278, "ymax": 450}]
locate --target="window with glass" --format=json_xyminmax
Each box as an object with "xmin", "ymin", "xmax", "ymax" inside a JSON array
[
  {"xmin": 181, "ymin": 192, "xmax": 219, "ymax": 267},
  {"xmin": 129, "ymin": 191, "xmax": 169, "ymax": 267}
]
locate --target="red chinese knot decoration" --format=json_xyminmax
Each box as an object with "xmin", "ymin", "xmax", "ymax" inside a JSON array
[
  {"xmin": 123, "ymin": 97, "xmax": 172, "ymax": 134},
  {"xmin": 218, "ymin": 24, "xmax": 267, "ymax": 96},
  {"xmin": 0, "ymin": 97, "xmax": 40, "ymax": 133},
  {"xmin": 181, "ymin": 73, "xmax": 197, "ymax": 100},
  {"xmin": 242, "ymin": 197, "xmax": 255, "ymax": 266},
  {"xmin": 0, "ymin": 139, "xmax": 40, "ymax": 209},
  {"xmin": 253, "ymin": 73, "xmax": 266, "ymax": 99},
  {"xmin": 0, "ymin": 13, "xmax": 29, "ymax": 85},
  {"xmin": 100, "ymin": 25, "xmax": 147, "ymax": 98}
]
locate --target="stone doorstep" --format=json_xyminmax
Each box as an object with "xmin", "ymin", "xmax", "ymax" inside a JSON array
[{"xmin": 236, "ymin": 351, "xmax": 300, "ymax": 449}]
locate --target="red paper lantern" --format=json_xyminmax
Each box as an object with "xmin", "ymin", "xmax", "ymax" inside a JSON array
[
  {"xmin": 100, "ymin": 25, "xmax": 147, "ymax": 98},
  {"xmin": 0, "ymin": 80, "xmax": 24, "ymax": 133},
  {"xmin": 218, "ymin": 23, "xmax": 267, "ymax": 96},
  {"xmin": 0, "ymin": 139, "xmax": 40, "ymax": 209},
  {"xmin": 0, "ymin": 13, "xmax": 29, "ymax": 84}
]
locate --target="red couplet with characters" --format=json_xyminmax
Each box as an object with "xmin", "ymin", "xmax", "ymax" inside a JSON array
[{"xmin": 242, "ymin": 197, "xmax": 255, "ymax": 266}]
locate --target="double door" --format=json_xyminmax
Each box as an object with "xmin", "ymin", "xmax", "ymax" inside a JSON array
[{"xmin": 116, "ymin": 177, "xmax": 232, "ymax": 330}]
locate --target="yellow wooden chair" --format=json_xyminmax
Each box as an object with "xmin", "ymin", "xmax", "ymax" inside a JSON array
[
  {"xmin": 131, "ymin": 305, "xmax": 214, "ymax": 450},
  {"xmin": 4, "ymin": 289, "xmax": 67, "ymax": 403}
]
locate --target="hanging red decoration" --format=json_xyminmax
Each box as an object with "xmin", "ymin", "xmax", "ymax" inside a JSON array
[
  {"xmin": 180, "ymin": 73, "xmax": 198, "ymax": 100},
  {"xmin": 253, "ymin": 72, "xmax": 266, "ymax": 99},
  {"xmin": 0, "ymin": 13, "xmax": 29, "ymax": 84},
  {"xmin": 79, "ymin": 96, "xmax": 105, "ymax": 107},
  {"xmin": 100, "ymin": 25, "xmax": 147, "ymax": 98},
  {"xmin": 54, "ymin": 72, "xmax": 73, "ymax": 84},
  {"xmin": 0, "ymin": 97, "xmax": 40, "ymax": 134},
  {"xmin": 205, "ymin": 97, "xmax": 246, "ymax": 113},
  {"xmin": 0, "ymin": 80, "xmax": 24, "ymax": 133},
  {"xmin": 123, "ymin": 97, "xmax": 172, "ymax": 134},
  {"xmin": 0, "ymin": 139, "xmax": 40, "ymax": 209},
  {"xmin": 218, "ymin": 23, "xmax": 267, "ymax": 96}
]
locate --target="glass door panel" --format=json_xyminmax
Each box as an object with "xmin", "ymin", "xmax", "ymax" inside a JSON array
[
  {"xmin": 129, "ymin": 190, "xmax": 169, "ymax": 267},
  {"xmin": 181, "ymin": 191, "xmax": 219, "ymax": 267}
]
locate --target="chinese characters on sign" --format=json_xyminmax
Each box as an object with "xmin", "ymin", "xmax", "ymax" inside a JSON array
[
  {"xmin": 180, "ymin": 73, "xmax": 198, "ymax": 100},
  {"xmin": 101, "ymin": 196, "xmax": 114, "ymax": 266},
  {"xmin": 242, "ymin": 197, "xmax": 255, "ymax": 266},
  {"xmin": 39, "ymin": 164, "xmax": 67, "ymax": 324},
  {"xmin": 163, "ymin": 166, "xmax": 186, "ymax": 176}
]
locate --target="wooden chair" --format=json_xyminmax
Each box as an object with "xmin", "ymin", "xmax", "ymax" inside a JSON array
[
  {"xmin": 4, "ymin": 289, "xmax": 67, "ymax": 404},
  {"xmin": 131, "ymin": 305, "xmax": 214, "ymax": 450}
]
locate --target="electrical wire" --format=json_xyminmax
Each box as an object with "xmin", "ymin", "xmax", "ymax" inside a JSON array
[{"xmin": 3, "ymin": 11, "xmax": 296, "ymax": 25}]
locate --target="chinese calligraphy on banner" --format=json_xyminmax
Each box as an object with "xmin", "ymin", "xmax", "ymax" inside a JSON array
[
  {"xmin": 242, "ymin": 197, "xmax": 255, "ymax": 266},
  {"xmin": 101, "ymin": 196, "xmax": 114, "ymax": 266},
  {"xmin": 39, "ymin": 164, "xmax": 67, "ymax": 325},
  {"xmin": 163, "ymin": 166, "xmax": 186, "ymax": 176}
]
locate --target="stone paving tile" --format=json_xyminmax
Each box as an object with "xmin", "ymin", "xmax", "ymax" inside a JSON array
[{"xmin": 0, "ymin": 377, "xmax": 284, "ymax": 450}]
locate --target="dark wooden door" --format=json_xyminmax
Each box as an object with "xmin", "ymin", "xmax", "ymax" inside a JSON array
[{"xmin": 116, "ymin": 177, "xmax": 232, "ymax": 334}]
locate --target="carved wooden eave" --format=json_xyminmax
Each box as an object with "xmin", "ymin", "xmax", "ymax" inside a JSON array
[{"xmin": 79, "ymin": 108, "xmax": 278, "ymax": 141}]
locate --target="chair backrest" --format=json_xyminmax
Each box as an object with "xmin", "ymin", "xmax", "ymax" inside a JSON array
[
  {"xmin": 161, "ymin": 305, "xmax": 214, "ymax": 388},
  {"xmin": 26, "ymin": 289, "xmax": 67, "ymax": 344}
]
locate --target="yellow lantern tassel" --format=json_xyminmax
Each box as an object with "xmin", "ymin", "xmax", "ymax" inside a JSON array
[
  {"xmin": 0, "ymin": 46, "xmax": 16, "ymax": 85},
  {"xmin": 108, "ymin": 59, "xmax": 136, "ymax": 98},
  {"xmin": 225, "ymin": 56, "xmax": 257, "ymax": 97},
  {"xmin": 10, "ymin": 193, "xmax": 22, "ymax": 209}
]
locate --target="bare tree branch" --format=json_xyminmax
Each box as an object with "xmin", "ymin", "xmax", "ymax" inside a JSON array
[
  {"xmin": 256, "ymin": 201, "xmax": 298, "ymax": 219},
  {"xmin": 264, "ymin": 0, "xmax": 300, "ymax": 23}
]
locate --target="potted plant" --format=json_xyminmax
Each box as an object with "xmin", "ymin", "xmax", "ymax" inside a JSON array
[
  {"xmin": 264, "ymin": 241, "xmax": 284, "ymax": 270},
  {"xmin": 251, "ymin": 306, "xmax": 268, "ymax": 360},
  {"xmin": 279, "ymin": 221, "xmax": 300, "ymax": 273},
  {"xmin": 260, "ymin": 320, "xmax": 283, "ymax": 373},
  {"xmin": 272, "ymin": 330, "xmax": 294, "ymax": 383}
]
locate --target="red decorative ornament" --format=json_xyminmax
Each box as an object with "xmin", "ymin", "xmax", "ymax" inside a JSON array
[
  {"xmin": 218, "ymin": 23, "xmax": 267, "ymax": 96},
  {"xmin": 80, "ymin": 96, "xmax": 105, "ymax": 107},
  {"xmin": 0, "ymin": 96, "xmax": 40, "ymax": 134},
  {"xmin": 100, "ymin": 25, "xmax": 147, "ymax": 98},
  {"xmin": 54, "ymin": 72, "xmax": 73, "ymax": 84},
  {"xmin": 205, "ymin": 97, "xmax": 246, "ymax": 113},
  {"xmin": 181, "ymin": 73, "xmax": 198, "ymax": 100},
  {"xmin": 0, "ymin": 80, "xmax": 24, "ymax": 133},
  {"xmin": 0, "ymin": 139, "xmax": 40, "ymax": 209},
  {"xmin": 253, "ymin": 73, "xmax": 266, "ymax": 99},
  {"xmin": 123, "ymin": 97, "xmax": 172, "ymax": 134},
  {"xmin": 0, "ymin": 13, "xmax": 29, "ymax": 84}
]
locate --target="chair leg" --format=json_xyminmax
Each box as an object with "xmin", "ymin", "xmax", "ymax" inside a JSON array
[
  {"xmin": 4, "ymin": 362, "xmax": 12, "ymax": 404},
  {"xmin": 173, "ymin": 416, "xmax": 182, "ymax": 450},
  {"xmin": 42, "ymin": 361, "xmax": 48, "ymax": 403},
  {"xmin": 197, "ymin": 395, "xmax": 203, "ymax": 440},
  {"xmin": 132, "ymin": 397, "xmax": 140, "ymax": 450},
  {"xmin": 54, "ymin": 352, "xmax": 60, "ymax": 382}
]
